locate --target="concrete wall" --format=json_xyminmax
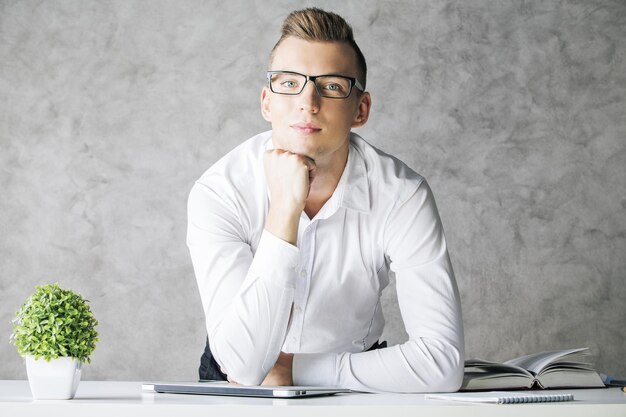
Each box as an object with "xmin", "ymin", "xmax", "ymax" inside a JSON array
[{"xmin": 1, "ymin": 0, "xmax": 624, "ymax": 380}]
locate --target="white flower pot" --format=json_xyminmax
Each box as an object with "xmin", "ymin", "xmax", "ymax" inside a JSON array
[{"xmin": 25, "ymin": 356, "xmax": 82, "ymax": 400}]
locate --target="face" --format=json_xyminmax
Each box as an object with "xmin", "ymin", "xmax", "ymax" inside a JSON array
[{"xmin": 261, "ymin": 37, "xmax": 371, "ymax": 166}]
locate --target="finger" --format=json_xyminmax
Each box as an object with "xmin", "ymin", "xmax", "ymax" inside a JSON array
[
  {"xmin": 299, "ymin": 155, "xmax": 317, "ymax": 180},
  {"xmin": 263, "ymin": 148, "xmax": 287, "ymax": 163}
]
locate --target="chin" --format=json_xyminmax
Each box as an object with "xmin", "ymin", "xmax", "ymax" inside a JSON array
[
  {"xmin": 290, "ymin": 146, "xmax": 319, "ymax": 160},
  {"xmin": 274, "ymin": 135, "xmax": 318, "ymax": 157}
]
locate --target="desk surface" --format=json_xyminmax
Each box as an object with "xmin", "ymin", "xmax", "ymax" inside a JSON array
[{"xmin": 1, "ymin": 380, "xmax": 625, "ymax": 417}]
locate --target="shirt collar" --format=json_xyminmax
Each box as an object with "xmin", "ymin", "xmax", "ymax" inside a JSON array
[{"xmin": 338, "ymin": 133, "xmax": 370, "ymax": 213}]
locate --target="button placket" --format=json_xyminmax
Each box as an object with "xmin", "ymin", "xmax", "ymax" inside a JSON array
[
  {"xmin": 288, "ymin": 218, "xmax": 320, "ymax": 351},
  {"xmin": 290, "ymin": 223, "xmax": 310, "ymax": 349},
  {"xmin": 294, "ymin": 222, "xmax": 316, "ymax": 345}
]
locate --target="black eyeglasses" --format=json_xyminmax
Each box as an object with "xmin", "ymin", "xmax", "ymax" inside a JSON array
[{"xmin": 266, "ymin": 71, "xmax": 364, "ymax": 99}]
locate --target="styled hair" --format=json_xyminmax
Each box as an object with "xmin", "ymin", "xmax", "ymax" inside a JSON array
[{"xmin": 269, "ymin": 8, "xmax": 367, "ymax": 89}]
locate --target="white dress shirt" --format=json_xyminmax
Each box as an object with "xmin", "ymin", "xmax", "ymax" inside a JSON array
[{"xmin": 187, "ymin": 130, "xmax": 464, "ymax": 393}]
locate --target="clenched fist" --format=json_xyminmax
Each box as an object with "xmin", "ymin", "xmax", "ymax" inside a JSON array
[{"xmin": 264, "ymin": 149, "xmax": 316, "ymax": 245}]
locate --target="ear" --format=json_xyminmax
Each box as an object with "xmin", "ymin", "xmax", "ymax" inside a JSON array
[
  {"xmin": 260, "ymin": 86, "xmax": 272, "ymax": 122},
  {"xmin": 351, "ymin": 92, "xmax": 371, "ymax": 128}
]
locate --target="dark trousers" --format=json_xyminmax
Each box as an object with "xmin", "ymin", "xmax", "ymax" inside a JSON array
[{"xmin": 199, "ymin": 337, "xmax": 387, "ymax": 381}]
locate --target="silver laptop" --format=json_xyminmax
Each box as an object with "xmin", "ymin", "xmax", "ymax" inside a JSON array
[{"xmin": 143, "ymin": 381, "xmax": 350, "ymax": 398}]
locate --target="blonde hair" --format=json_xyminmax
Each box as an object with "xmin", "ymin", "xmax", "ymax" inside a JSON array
[{"xmin": 269, "ymin": 8, "xmax": 367, "ymax": 89}]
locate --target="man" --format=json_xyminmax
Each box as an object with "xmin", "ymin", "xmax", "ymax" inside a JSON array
[{"xmin": 187, "ymin": 8, "xmax": 464, "ymax": 393}]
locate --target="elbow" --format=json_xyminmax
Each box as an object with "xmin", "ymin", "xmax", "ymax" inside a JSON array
[
  {"xmin": 401, "ymin": 339, "xmax": 464, "ymax": 393},
  {"xmin": 210, "ymin": 336, "xmax": 269, "ymax": 386},
  {"xmin": 424, "ymin": 344, "xmax": 464, "ymax": 393},
  {"xmin": 214, "ymin": 354, "xmax": 269, "ymax": 386},
  {"xmin": 227, "ymin": 367, "xmax": 267, "ymax": 386},
  {"xmin": 427, "ymin": 360, "xmax": 464, "ymax": 392}
]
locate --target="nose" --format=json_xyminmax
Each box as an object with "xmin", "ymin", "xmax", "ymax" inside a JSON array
[{"xmin": 298, "ymin": 80, "xmax": 320, "ymax": 113}]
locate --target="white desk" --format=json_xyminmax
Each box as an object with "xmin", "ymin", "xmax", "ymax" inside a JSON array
[{"xmin": 1, "ymin": 381, "xmax": 625, "ymax": 417}]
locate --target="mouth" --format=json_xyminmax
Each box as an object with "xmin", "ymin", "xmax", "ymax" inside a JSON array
[{"xmin": 291, "ymin": 122, "xmax": 322, "ymax": 134}]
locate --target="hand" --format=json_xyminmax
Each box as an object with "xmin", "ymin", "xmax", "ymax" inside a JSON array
[
  {"xmin": 264, "ymin": 149, "xmax": 316, "ymax": 214},
  {"xmin": 262, "ymin": 352, "xmax": 294, "ymax": 386},
  {"xmin": 263, "ymin": 149, "xmax": 316, "ymax": 244}
]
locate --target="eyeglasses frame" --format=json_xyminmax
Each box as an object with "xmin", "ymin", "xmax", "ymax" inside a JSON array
[{"xmin": 266, "ymin": 70, "xmax": 365, "ymax": 99}]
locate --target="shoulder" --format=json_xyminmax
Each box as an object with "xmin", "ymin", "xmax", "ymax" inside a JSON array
[
  {"xmin": 188, "ymin": 131, "xmax": 270, "ymax": 220},
  {"xmin": 350, "ymin": 132, "xmax": 426, "ymax": 205},
  {"xmin": 194, "ymin": 131, "xmax": 270, "ymax": 192}
]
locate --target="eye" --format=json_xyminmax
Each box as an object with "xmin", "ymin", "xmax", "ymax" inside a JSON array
[
  {"xmin": 317, "ymin": 77, "xmax": 349, "ymax": 95},
  {"xmin": 281, "ymin": 80, "xmax": 298, "ymax": 88}
]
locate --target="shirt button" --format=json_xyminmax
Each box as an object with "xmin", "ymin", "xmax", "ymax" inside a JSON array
[{"xmin": 300, "ymin": 270, "xmax": 306, "ymax": 277}]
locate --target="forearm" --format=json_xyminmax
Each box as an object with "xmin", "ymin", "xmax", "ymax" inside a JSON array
[
  {"xmin": 210, "ymin": 279, "xmax": 294, "ymax": 385},
  {"xmin": 292, "ymin": 337, "xmax": 464, "ymax": 392},
  {"xmin": 213, "ymin": 203, "xmax": 302, "ymax": 384},
  {"xmin": 206, "ymin": 230, "xmax": 299, "ymax": 385}
]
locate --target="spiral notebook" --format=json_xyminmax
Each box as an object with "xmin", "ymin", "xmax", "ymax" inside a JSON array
[{"xmin": 426, "ymin": 391, "xmax": 574, "ymax": 404}]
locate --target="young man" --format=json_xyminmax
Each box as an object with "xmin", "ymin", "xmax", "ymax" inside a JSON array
[{"xmin": 187, "ymin": 8, "xmax": 464, "ymax": 393}]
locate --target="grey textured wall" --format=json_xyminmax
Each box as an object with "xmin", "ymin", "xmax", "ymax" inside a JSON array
[{"xmin": 1, "ymin": 0, "xmax": 625, "ymax": 381}]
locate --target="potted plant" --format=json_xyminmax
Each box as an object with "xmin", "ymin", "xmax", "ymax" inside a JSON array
[{"xmin": 10, "ymin": 283, "xmax": 99, "ymax": 399}]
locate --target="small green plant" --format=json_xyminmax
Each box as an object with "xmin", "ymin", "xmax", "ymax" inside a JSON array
[{"xmin": 10, "ymin": 283, "xmax": 99, "ymax": 363}]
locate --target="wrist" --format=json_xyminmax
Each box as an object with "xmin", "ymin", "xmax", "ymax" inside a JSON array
[{"xmin": 266, "ymin": 205, "xmax": 301, "ymax": 245}]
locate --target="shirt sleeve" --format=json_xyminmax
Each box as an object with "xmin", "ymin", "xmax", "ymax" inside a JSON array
[
  {"xmin": 292, "ymin": 179, "xmax": 465, "ymax": 392},
  {"xmin": 187, "ymin": 178, "xmax": 300, "ymax": 385}
]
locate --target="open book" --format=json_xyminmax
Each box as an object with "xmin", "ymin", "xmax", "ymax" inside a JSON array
[{"xmin": 462, "ymin": 347, "xmax": 605, "ymax": 390}]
